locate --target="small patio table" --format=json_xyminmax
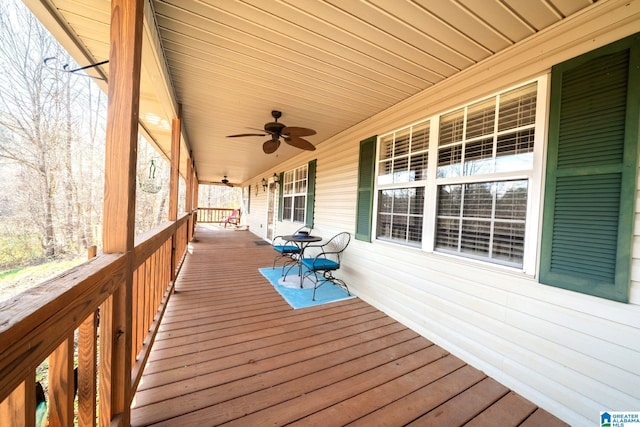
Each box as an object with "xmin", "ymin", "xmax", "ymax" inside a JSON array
[{"xmin": 282, "ymin": 234, "xmax": 322, "ymax": 288}]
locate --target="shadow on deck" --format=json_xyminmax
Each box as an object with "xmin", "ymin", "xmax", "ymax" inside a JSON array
[{"xmin": 131, "ymin": 225, "xmax": 567, "ymax": 426}]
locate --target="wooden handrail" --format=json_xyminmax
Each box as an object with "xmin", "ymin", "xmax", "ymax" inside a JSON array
[
  {"xmin": 196, "ymin": 207, "xmax": 239, "ymax": 224},
  {"xmin": 0, "ymin": 214, "xmax": 191, "ymax": 425},
  {"xmin": 0, "ymin": 253, "xmax": 127, "ymax": 403}
]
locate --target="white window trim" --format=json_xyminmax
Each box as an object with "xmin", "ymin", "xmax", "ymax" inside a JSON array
[
  {"xmin": 373, "ymin": 122, "xmax": 429, "ymax": 247},
  {"xmin": 528, "ymin": 72, "xmax": 551, "ymax": 276},
  {"xmin": 372, "ymin": 75, "xmax": 549, "ymax": 276},
  {"xmin": 282, "ymin": 164, "xmax": 308, "ymax": 223}
]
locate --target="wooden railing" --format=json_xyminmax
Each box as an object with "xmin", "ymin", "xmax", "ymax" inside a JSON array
[
  {"xmin": 0, "ymin": 214, "xmax": 192, "ymax": 426},
  {"xmin": 196, "ymin": 207, "xmax": 238, "ymax": 224}
]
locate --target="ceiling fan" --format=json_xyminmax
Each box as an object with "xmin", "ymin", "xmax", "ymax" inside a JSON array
[
  {"xmin": 226, "ymin": 110, "xmax": 316, "ymax": 154},
  {"xmin": 211, "ymin": 176, "xmax": 233, "ymax": 187}
]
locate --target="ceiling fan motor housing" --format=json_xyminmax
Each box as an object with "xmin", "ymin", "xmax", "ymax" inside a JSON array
[{"xmin": 265, "ymin": 121, "xmax": 286, "ymax": 134}]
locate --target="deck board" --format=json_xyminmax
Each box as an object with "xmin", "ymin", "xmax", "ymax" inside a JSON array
[
  {"xmin": 131, "ymin": 225, "xmax": 569, "ymax": 426},
  {"xmin": 405, "ymin": 377, "xmax": 509, "ymax": 426}
]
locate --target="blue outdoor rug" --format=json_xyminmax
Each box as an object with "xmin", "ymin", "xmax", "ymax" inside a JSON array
[{"xmin": 259, "ymin": 267, "xmax": 355, "ymax": 309}]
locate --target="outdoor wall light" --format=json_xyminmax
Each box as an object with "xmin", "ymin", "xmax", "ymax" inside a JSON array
[
  {"xmin": 261, "ymin": 177, "xmax": 267, "ymax": 191},
  {"xmin": 272, "ymin": 173, "xmax": 279, "ymax": 184}
]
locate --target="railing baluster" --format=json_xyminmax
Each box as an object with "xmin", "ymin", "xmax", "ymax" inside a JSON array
[
  {"xmin": 131, "ymin": 271, "xmax": 139, "ymax": 366},
  {"xmin": 78, "ymin": 311, "xmax": 98, "ymax": 427},
  {"xmin": 75, "ymin": 245, "xmax": 99, "ymax": 427},
  {"xmin": 145, "ymin": 258, "xmax": 153, "ymax": 336},
  {"xmin": 98, "ymin": 294, "xmax": 113, "ymax": 427},
  {"xmin": 0, "ymin": 376, "xmax": 35, "ymax": 427},
  {"xmin": 49, "ymin": 335, "xmax": 74, "ymax": 427}
]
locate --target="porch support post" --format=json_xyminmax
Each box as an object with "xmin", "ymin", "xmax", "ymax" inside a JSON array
[
  {"xmin": 169, "ymin": 105, "xmax": 181, "ymax": 280},
  {"xmin": 192, "ymin": 164, "xmax": 199, "ymax": 234},
  {"xmin": 100, "ymin": 0, "xmax": 144, "ymax": 426},
  {"xmin": 193, "ymin": 172, "xmax": 199, "ymax": 211},
  {"xmin": 186, "ymin": 156, "xmax": 194, "ymax": 241},
  {"xmin": 168, "ymin": 104, "xmax": 181, "ymax": 222},
  {"xmin": 186, "ymin": 155, "xmax": 193, "ymax": 213}
]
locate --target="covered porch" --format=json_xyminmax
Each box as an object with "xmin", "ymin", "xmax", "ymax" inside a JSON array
[
  {"xmin": 1, "ymin": 0, "xmax": 638, "ymax": 425},
  {"xmin": 130, "ymin": 225, "xmax": 565, "ymax": 426}
]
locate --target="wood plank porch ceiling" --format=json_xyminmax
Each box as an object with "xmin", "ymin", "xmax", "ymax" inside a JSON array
[
  {"xmin": 26, "ymin": 0, "xmax": 597, "ymax": 184},
  {"xmin": 131, "ymin": 226, "xmax": 567, "ymax": 426}
]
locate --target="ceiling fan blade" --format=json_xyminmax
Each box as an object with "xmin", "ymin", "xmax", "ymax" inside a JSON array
[
  {"xmin": 263, "ymin": 139, "xmax": 280, "ymax": 154},
  {"xmin": 248, "ymin": 127, "xmax": 272, "ymax": 133},
  {"xmin": 226, "ymin": 133, "xmax": 266, "ymax": 138},
  {"xmin": 282, "ymin": 126, "xmax": 316, "ymax": 137},
  {"xmin": 285, "ymin": 136, "xmax": 316, "ymax": 151}
]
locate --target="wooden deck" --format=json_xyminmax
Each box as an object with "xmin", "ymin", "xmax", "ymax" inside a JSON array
[{"xmin": 130, "ymin": 225, "xmax": 568, "ymax": 427}]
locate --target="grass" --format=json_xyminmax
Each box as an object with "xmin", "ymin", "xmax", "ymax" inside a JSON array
[
  {"xmin": 0, "ymin": 258, "xmax": 85, "ymax": 303},
  {"xmin": 0, "ymin": 267, "xmax": 22, "ymax": 280}
]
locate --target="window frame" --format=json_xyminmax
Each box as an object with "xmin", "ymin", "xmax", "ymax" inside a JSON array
[
  {"xmin": 371, "ymin": 76, "xmax": 548, "ymax": 275},
  {"xmin": 281, "ymin": 164, "xmax": 308, "ymax": 223},
  {"xmin": 374, "ymin": 121, "xmax": 429, "ymax": 247}
]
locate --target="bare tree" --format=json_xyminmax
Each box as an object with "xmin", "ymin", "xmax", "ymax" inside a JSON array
[
  {"xmin": 0, "ymin": 0, "xmax": 106, "ymax": 260},
  {"xmin": 0, "ymin": 0, "xmax": 174, "ymax": 274},
  {"xmin": 0, "ymin": 3, "xmax": 62, "ymax": 257}
]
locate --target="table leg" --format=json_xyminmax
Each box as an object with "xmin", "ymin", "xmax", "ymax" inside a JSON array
[{"xmin": 298, "ymin": 242, "xmax": 305, "ymax": 288}]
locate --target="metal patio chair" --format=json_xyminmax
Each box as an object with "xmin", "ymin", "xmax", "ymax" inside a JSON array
[{"xmin": 300, "ymin": 231, "xmax": 351, "ymax": 300}]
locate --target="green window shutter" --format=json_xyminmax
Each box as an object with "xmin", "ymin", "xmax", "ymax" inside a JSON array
[
  {"xmin": 540, "ymin": 34, "xmax": 640, "ymax": 302},
  {"xmin": 278, "ymin": 172, "xmax": 284, "ymax": 221},
  {"xmin": 355, "ymin": 136, "xmax": 377, "ymax": 242},
  {"xmin": 306, "ymin": 159, "xmax": 317, "ymax": 228}
]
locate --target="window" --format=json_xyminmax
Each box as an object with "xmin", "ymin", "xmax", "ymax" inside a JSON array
[
  {"xmin": 436, "ymin": 83, "xmax": 536, "ymax": 179},
  {"xmin": 282, "ymin": 164, "xmax": 308, "ymax": 223},
  {"xmin": 377, "ymin": 187, "xmax": 425, "ymax": 245},
  {"xmin": 434, "ymin": 83, "xmax": 537, "ymax": 268},
  {"xmin": 376, "ymin": 122, "xmax": 429, "ymax": 246},
  {"xmin": 435, "ymin": 180, "xmax": 528, "ymax": 267},
  {"xmin": 371, "ymin": 80, "xmax": 542, "ymax": 269}
]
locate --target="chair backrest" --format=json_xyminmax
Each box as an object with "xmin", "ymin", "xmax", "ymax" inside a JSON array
[{"xmin": 321, "ymin": 232, "xmax": 351, "ymax": 263}]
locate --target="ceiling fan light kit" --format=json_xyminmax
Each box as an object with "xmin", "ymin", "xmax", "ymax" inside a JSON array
[{"xmin": 226, "ymin": 110, "xmax": 316, "ymax": 154}]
